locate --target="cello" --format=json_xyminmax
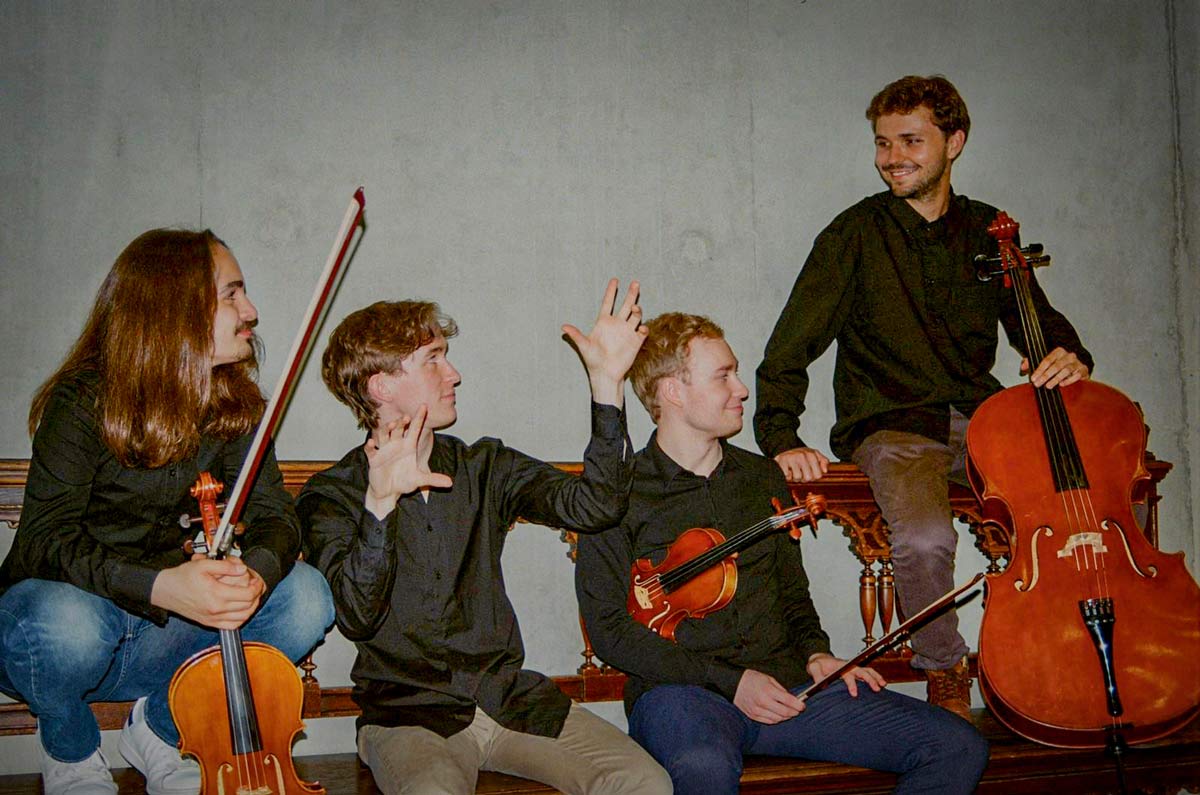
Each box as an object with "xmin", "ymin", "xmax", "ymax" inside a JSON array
[
  {"xmin": 168, "ymin": 189, "xmax": 366, "ymax": 793},
  {"xmin": 967, "ymin": 211, "xmax": 1200, "ymax": 750}
]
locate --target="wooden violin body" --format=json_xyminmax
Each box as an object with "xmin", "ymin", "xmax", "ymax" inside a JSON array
[
  {"xmin": 629, "ymin": 527, "xmax": 736, "ymax": 641},
  {"xmin": 628, "ymin": 495, "xmax": 825, "ymax": 642},
  {"xmin": 170, "ymin": 473, "xmax": 324, "ymax": 794},
  {"xmin": 170, "ymin": 642, "xmax": 322, "ymax": 795},
  {"xmin": 968, "ymin": 211, "xmax": 1200, "ymax": 748}
]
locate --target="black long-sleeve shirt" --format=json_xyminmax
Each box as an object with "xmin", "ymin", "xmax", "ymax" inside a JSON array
[
  {"xmin": 575, "ymin": 436, "xmax": 831, "ymax": 716},
  {"xmin": 755, "ymin": 191, "xmax": 1093, "ymax": 461},
  {"xmin": 297, "ymin": 403, "xmax": 632, "ymax": 738},
  {"xmin": 0, "ymin": 372, "xmax": 300, "ymax": 624}
]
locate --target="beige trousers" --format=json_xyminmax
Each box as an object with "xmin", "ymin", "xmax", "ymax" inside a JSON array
[{"xmin": 357, "ymin": 703, "xmax": 672, "ymax": 795}]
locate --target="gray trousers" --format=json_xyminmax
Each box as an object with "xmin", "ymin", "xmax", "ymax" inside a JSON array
[
  {"xmin": 357, "ymin": 703, "xmax": 672, "ymax": 795},
  {"xmin": 851, "ymin": 409, "xmax": 973, "ymax": 670}
]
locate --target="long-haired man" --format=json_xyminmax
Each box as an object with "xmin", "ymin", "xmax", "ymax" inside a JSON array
[{"xmin": 0, "ymin": 229, "xmax": 334, "ymax": 795}]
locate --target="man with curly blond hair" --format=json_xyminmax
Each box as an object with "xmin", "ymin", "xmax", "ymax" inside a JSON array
[{"xmin": 579, "ymin": 311, "xmax": 987, "ymax": 794}]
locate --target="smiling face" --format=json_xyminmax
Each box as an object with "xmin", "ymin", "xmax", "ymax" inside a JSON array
[
  {"xmin": 210, "ymin": 244, "xmax": 258, "ymax": 367},
  {"xmin": 873, "ymin": 106, "xmax": 964, "ymax": 205},
  {"xmin": 673, "ymin": 336, "xmax": 749, "ymax": 441},
  {"xmin": 372, "ymin": 333, "xmax": 462, "ymax": 430}
]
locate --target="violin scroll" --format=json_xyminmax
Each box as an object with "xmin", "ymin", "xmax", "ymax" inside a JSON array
[{"xmin": 772, "ymin": 493, "xmax": 826, "ymax": 540}]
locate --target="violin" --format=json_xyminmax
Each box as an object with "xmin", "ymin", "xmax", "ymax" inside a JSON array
[
  {"xmin": 967, "ymin": 212, "xmax": 1200, "ymax": 749},
  {"xmin": 169, "ymin": 474, "xmax": 323, "ymax": 795},
  {"xmin": 167, "ymin": 189, "xmax": 366, "ymax": 793},
  {"xmin": 629, "ymin": 494, "xmax": 825, "ymax": 641}
]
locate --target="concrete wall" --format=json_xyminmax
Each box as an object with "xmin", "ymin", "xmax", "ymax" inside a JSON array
[{"xmin": 1, "ymin": 0, "xmax": 1195, "ymax": 772}]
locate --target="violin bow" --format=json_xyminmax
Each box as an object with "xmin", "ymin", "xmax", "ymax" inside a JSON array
[
  {"xmin": 208, "ymin": 188, "xmax": 366, "ymax": 557},
  {"xmin": 797, "ymin": 572, "xmax": 986, "ymax": 702}
]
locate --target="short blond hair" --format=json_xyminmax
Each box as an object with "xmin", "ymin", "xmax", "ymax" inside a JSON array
[{"xmin": 631, "ymin": 312, "xmax": 725, "ymax": 422}]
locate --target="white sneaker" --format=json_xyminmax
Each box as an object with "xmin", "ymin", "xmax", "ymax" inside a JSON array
[
  {"xmin": 118, "ymin": 697, "xmax": 201, "ymax": 795},
  {"xmin": 37, "ymin": 730, "xmax": 117, "ymax": 795}
]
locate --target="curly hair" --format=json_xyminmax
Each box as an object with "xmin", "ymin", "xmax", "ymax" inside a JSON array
[
  {"xmin": 866, "ymin": 75, "xmax": 970, "ymax": 142},
  {"xmin": 321, "ymin": 300, "xmax": 458, "ymax": 429},
  {"xmin": 631, "ymin": 312, "xmax": 725, "ymax": 422}
]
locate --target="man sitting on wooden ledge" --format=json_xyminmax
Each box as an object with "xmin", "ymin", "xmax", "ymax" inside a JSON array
[
  {"xmin": 0, "ymin": 229, "xmax": 335, "ymax": 795},
  {"xmin": 576, "ymin": 312, "xmax": 989, "ymax": 795},
  {"xmin": 297, "ymin": 282, "xmax": 671, "ymax": 795}
]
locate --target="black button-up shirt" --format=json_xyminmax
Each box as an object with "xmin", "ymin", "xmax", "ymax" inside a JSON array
[
  {"xmin": 298, "ymin": 403, "xmax": 632, "ymax": 738},
  {"xmin": 755, "ymin": 191, "xmax": 1093, "ymax": 461},
  {"xmin": 575, "ymin": 436, "xmax": 831, "ymax": 716},
  {"xmin": 0, "ymin": 372, "xmax": 300, "ymax": 624}
]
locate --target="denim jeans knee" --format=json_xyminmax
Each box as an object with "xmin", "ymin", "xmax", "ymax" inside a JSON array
[
  {"xmin": 241, "ymin": 561, "xmax": 334, "ymax": 661},
  {"xmin": 0, "ymin": 580, "xmax": 127, "ymax": 761}
]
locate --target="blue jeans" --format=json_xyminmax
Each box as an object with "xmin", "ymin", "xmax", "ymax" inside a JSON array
[
  {"xmin": 0, "ymin": 562, "xmax": 334, "ymax": 762},
  {"xmin": 629, "ymin": 682, "xmax": 988, "ymax": 795}
]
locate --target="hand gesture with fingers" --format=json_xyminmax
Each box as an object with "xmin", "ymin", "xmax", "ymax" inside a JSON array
[
  {"xmin": 561, "ymin": 278, "xmax": 649, "ymax": 407},
  {"xmin": 365, "ymin": 405, "xmax": 453, "ymax": 519}
]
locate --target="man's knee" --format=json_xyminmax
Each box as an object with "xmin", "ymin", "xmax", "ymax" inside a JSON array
[
  {"xmin": 908, "ymin": 714, "xmax": 990, "ymax": 790},
  {"xmin": 659, "ymin": 742, "xmax": 742, "ymax": 794},
  {"xmin": 250, "ymin": 562, "xmax": 333, "ymax": 660},
  {"xmin": 0, "ymin": 580, "xmax": 119, "ymax": 671},
  {"xmin": 588, "ymin": 753, "xmax": 673, "ymax": 795},
  {"xmin": 358, "ymin": 724, "xmax": 476, "ymax": 795}
]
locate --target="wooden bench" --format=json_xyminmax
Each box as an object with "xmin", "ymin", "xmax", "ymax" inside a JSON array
[{"xmin": 2, "ymin": 457, "xmax": 1198, "ymax": 794}]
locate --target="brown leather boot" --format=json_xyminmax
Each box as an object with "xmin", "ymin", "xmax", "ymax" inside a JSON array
[{"xmin": 925, "ymin": 656, "xmax": 972, "ymax": 721}]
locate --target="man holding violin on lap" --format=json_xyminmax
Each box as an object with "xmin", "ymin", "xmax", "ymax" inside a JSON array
[
  {"xmin": 576, "ymin": 312, "xmax": 988, "ymax": 795},
  {"xmin": 0, "ymin": 229, "xmax": 335, "ymax": 795},
  {"xmin": 755, "ymin": 75, "xmax": 1092, "ymax": 719}
]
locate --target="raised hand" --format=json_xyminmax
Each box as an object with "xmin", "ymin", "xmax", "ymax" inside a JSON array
[
  {"xmin": 561, "ymin": 278, "xmax": 649, "ymax": 407},
  {"xmin": 365, "ymin": 405, "xmax": 454, "ymax": 519}
]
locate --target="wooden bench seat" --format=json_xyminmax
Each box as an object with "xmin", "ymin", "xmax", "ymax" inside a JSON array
[
  {"xmin": 1, "ymin": 711, "xmax": 1197, "ymax": 794},
  {"xmin": 2, "ymin": 457, "xmax": 1196, "ymax": 794}
]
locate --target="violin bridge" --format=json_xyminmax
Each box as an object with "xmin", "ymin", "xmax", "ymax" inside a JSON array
[{"xmin": 632, "ymin": 581, "xmax": 654, "ymax": 610}]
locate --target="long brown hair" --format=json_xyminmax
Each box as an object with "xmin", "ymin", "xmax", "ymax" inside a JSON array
[{"xmin": 29, "ymin": 229, "xmax": 265, "ymax": 468}]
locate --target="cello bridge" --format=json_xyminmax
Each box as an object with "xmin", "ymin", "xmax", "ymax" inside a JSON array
[{"xmin": 1057, "ymin": 531, "xmax": 1108, "ymax": 560}]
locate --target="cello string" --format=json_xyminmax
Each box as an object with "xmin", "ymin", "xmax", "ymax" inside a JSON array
[
  {"xmin": 1005, "ymin": 249, "xmax": 1089, "ymax": 576},
  {"xmin": 1012, "ymin": 253, "xmax": 1108, "ymax": 599}
]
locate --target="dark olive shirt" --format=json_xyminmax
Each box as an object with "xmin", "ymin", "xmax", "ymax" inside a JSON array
[
  {"xmin": 297, "ymin": 404, "xmax": 632, "ymax": 738},
  {"xmin": 0, "ymin": 372, "xmax": 300, "ymax": 624},
  {"xmin": 575, "ymin": 436, "xmax": 831, "ymax": 716},
  {"xmin": 754, "ymin": 191, "xmax": 1093, "ymax": 461}
]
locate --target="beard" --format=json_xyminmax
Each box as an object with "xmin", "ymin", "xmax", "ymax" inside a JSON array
[{"xmin": 882, "ymin": 155, "xmax": 949, "ymax": 201}]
